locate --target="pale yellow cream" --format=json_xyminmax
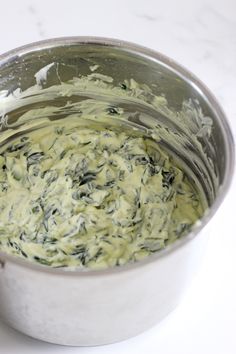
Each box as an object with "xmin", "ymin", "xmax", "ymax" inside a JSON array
[{"xmin": 0, "ymin": 116, "xmax": 203, "ymax": 269}]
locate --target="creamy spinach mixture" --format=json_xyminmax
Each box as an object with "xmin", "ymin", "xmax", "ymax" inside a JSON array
[{"xmin": 0, "ymin": 118, "xmax": 203, "ymax": 269}]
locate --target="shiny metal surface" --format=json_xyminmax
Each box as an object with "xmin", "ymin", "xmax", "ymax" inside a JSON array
[{"xmin": 0, "ymin": 37, "xmax": 234, "ymax": 346}]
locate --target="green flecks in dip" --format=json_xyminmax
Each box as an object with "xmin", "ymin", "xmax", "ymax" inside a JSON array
[{"xmin": 0, "ymin": 118, "xmax": 203, "ymax": 269}]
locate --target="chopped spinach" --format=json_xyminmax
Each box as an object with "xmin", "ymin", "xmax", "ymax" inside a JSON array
[
  {"xmin": 0, "ymin": 120, "xmax": 203, "ymax": 269},
  {"xmin": 107, "ymin": 106, "xmax": 119, "ymax": 115},
  {"xmin": 161, "ymin": 170, "xmax": 175, "ymax": 188},
  {"xmin": 27, "ymin": 152, "xmax": 44, "ymax": 167}
]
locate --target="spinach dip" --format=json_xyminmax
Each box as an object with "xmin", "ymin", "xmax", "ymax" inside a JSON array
[{"xmin": 0, "ymin": 117, "xmax": 203, "ymax": 269}]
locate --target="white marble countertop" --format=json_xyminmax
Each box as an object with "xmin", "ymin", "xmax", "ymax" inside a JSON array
[{"xmin": 0, "ymin": 0, "xmax": 235, "ymax": 353}]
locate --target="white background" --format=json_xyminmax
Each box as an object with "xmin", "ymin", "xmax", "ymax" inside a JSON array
[{"xmin": 0, "ymin": 0, "xmax": 235, "ymax": 353}]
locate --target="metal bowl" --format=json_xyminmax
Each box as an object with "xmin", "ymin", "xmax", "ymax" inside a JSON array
[{"xmin": 0, "ymin": 37, "xmax": 234, "ymax": 346}]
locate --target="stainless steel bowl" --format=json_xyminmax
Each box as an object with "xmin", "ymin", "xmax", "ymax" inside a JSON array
[{"xmin": 0, "ymin": 37, "xmax": 234, "ymax": 346}]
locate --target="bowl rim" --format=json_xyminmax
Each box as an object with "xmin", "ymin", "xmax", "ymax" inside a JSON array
[{"xmin": 0, "ymin": 36, "xmax": 234, "ymax": 277}]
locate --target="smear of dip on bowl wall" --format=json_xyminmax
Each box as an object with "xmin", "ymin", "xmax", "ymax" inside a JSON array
[{"xmin": 0, "ymin": 37, "xmax": 234, "ymax": 346}]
